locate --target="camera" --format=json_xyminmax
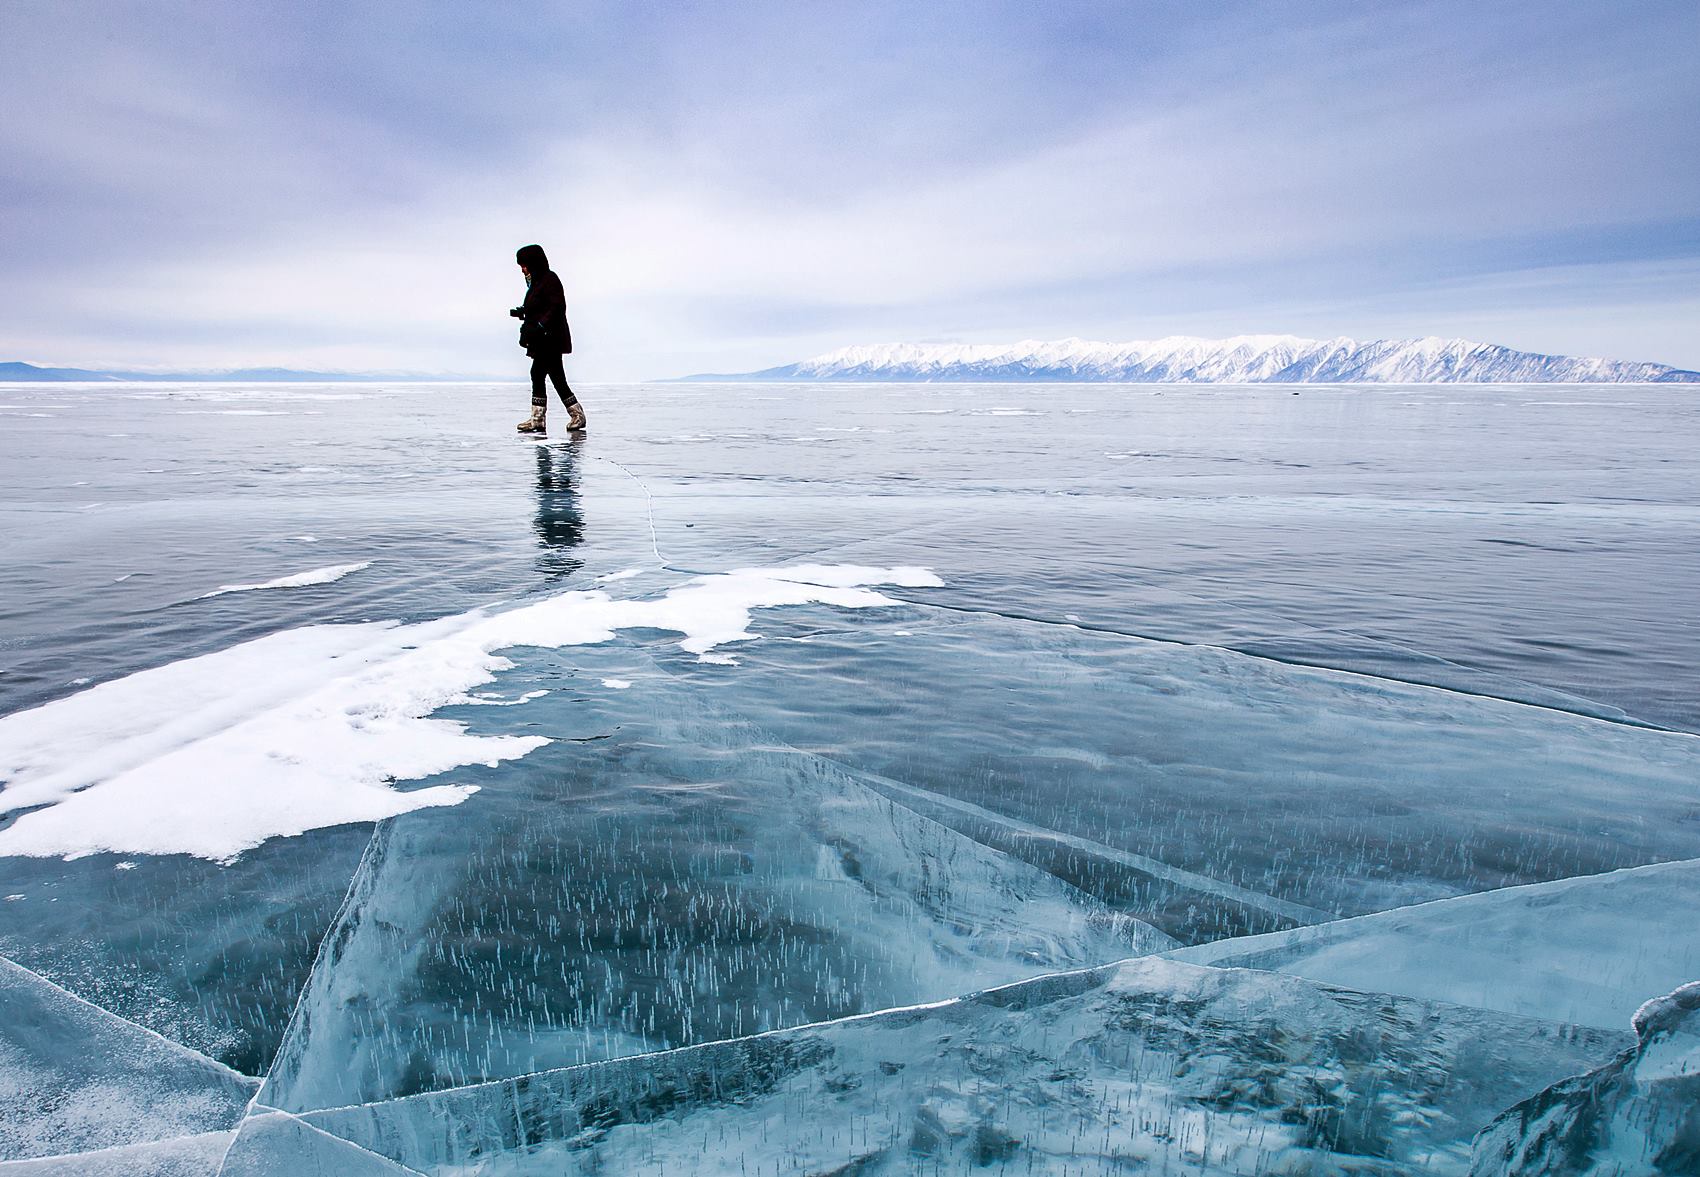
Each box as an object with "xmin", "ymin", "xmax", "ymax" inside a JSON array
[{"xmin": 509, "ymin": 306, "xmax": 525, "ymax": 318}]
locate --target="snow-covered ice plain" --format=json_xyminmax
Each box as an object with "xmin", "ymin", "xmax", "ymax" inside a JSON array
[{"xmin": 0, "ymin": 379, "xmax": 1697, "ymax": 1173}]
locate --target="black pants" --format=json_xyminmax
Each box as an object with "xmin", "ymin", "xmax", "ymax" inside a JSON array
[{"xmin": 529, "ymin": 353, "xmax": 579, "ymax": 409}]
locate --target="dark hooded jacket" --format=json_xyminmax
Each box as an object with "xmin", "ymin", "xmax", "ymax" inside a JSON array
[{"xmin": 516, "ymin": 244, "xmax": 572, "ymax": 357}]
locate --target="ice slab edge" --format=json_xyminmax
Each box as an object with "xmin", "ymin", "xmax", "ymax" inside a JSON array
[
  {"xmin": 0, "ymin": 957, "xmax": 257, "ymax": 1161},
  {"xmin": 1471, "ymin": 981, "xmax": 1700, "ymax": 1176},
  {"xmin": 219, "ymin": 1111, "xmax": 425, "ymax": 1175},
  {"xmin": 300, "ymin": 957, "xmax": 1626, "ymax": 1175},
  {"xmin": 258, "ymin": 725, "xmax": 1175, "ymax": 1112},
  {"xmin": 0, "ymin": 1130, "xmax": 235, "ymax": 1176},
  {"xmin": 1167, "ymin": 857, "xmax": 1700, "ymax": 1032}
]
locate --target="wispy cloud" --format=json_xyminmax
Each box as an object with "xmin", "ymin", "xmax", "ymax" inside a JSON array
[{"xmin": 2, "ymin": 1, "xmax": 1695, "ymax": 378}]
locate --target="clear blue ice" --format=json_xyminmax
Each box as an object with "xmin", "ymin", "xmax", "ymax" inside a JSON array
[{"xmin": 1, "ymin": 380, "xmax": 1696, "ymax": 1173}]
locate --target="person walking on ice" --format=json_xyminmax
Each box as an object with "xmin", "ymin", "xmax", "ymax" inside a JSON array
[{"xmin": 510, "ymin": 243, "xmax": 586, "ymax": 433}]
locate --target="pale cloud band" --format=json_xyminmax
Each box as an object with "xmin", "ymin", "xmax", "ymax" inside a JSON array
[{"xmin": 1, "ymin": 1, "xmax": 1695, "ymax": 380}]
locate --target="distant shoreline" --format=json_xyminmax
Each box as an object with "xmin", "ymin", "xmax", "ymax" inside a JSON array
[{"xmin": 0, "ymin": 362, "xmax": 500, "ymax": 383}]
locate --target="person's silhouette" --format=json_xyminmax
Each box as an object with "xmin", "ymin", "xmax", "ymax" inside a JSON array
[{"xmin": 510, "ymin": 243, "xmax": 586, "ymax": 434}]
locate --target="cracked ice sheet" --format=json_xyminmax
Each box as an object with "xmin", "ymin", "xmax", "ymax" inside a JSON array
[
  {"xmin": 792, "ymin": 497, "xmax": 1700, "ymax": 730},
  {"xmin": 1472, "ymin": 981, "xmax": 1700, "ymax": 1176},
  {"xmin": 670, "ymin": 610, "xmax": 1700, "ymax": 927},
  {"xmin": 0, "ymin": 1132, "xmax": 234, "ymax": 1176},
  {"xmin": 0, "ymin": 564, "xmax": 940, "ymax": 862},
  {"xmin": 260, "ymin": 661, "xmax": 1170, "ymax": 1111},
  {"xmin": 1167, "ymin": 857, "xmax": 1700, "ymax": 1032},
  {"xmin": 298, "ymin": 958, "xmax": 1628, "ymax": 1176},
  {"xmin": 0, "ymin": 825, "xmax": 372, "ymax": 1073},
  {"xmin": 0, "ymin": 957, "xmax": 255, "ymax": 1161},
  {"xmin": 217, "ymin": 1112, "xmax": 423, "ymax": 1175}
]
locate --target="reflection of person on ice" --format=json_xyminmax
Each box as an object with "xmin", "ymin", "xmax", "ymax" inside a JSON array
[{"xmin": 510, "ymin": 244, "xmax": 586, "ymax": 433}]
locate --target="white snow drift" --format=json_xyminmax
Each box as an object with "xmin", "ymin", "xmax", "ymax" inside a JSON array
[
  {"xmin": 0, "ymin": 564, "xmax": 940, "ymax": 862},
  {"xmin": 197, "ymin": 562, "xmax": 371, "ymax": 598}
]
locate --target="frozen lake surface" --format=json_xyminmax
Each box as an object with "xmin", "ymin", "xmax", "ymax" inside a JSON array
[{"xmin": 0, "ymin": 380, "xmax": 1696, "ymax": 1173}]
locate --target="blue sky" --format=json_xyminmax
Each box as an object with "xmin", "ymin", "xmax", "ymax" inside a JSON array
[{"xmin": 2, "ymin": 1, "xmax": 1696, "ymax": 380}]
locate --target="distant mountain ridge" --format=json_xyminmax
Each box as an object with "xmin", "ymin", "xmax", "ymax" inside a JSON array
[
  {"xmin": 0, "ymin": 361, "xmax": 121, "ymax": 381},
  {"xmin": 0, "ymin": 361, "xmax": 482, "ymax": 383},
  {"xmin": 684, "ymin": 336, "xmax": 1700, "ymax": 383}
]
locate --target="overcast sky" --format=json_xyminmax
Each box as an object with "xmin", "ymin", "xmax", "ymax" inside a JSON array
[{"xmin": 2, "ymin": 1, "xmax": 1696, "ymax": 380}]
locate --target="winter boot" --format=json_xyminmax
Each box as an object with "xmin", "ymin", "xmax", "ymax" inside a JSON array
[
  {"xmin": 565, "ymin": 401, "xmax": 587, "ymax": 431},
  {"xmin": 516, "ymin": 405, "xmax": 546, "ymax": 434}
]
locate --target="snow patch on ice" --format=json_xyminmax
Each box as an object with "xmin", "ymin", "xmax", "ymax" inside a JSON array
[
  {"xmin": 0, "ymin": 564, "xmax": 941, "ymax": 862},
  {"xmin": 1473, "ymin": 979, "xmax": 1700, "ymax": 1174},
  {"xmin": 1632, "ymin": 978, "xmax": 1700, "ymax": 1038},
  {"xmin": 601, "ymin": 678, "xmax": 632, "ymax": 689},
  {"xmin": 463, "ymin": 689, "xmax": 548, "ymax": 707},
  {"xmin": 198, "ymin": 562, "xmax": 371, "ymax": 598}
]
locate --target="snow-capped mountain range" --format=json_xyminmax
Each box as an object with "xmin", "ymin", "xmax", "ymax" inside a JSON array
[{"xmin": 687, "ymin": 336, "xmax": 1700, "ymax": 383}]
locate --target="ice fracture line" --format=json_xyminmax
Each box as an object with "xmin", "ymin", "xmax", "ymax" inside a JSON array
[
  {"xmin": 576, "ymin": 639, "xmax": 1334, "ymax": 928},
  {"xmin": 894, "ymin": 594, "xmax": 1673, "ymax": 733},
  {"xmin": 233, "ymin": 823, "xmax": 388, "ymax": 1144},
  {"xmin": 587, "ymin": 450, "xmax": 959, "ymax": 582},
  {"xmin": 586, "ymin": 452, "xmax": 667, "ymax": 569}
]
